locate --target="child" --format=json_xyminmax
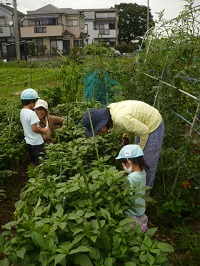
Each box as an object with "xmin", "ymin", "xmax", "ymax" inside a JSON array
[
  {"xmin": 116, "ymin": 144, "xmax": 149, "ymax": 232},
  {"xmin": 20, "ymin": 88, "xmax": 48, "ymax": 166}
]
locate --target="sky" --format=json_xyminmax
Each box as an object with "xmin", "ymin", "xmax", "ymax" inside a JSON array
[{"xmin": 1, "ymin": 0, "xmax": 200, "ymax": 21}]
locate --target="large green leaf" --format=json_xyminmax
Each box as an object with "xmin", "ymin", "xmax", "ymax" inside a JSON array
[
  {"xmin": 74, "ymin": 254, "xmax": 93, "ymax": 266},
  {"xmin": 55, "ymin": 254, "xmax": 66, "ymax": 265},
  {"xmin": 16, "ymin": 247, "xmax": 26, "ymax": 259},
  {"xmin": 69, "ymin": 246, "xmax": 90, "ymax": 255},
  {"xmin": 2, "ymin": 221, "xmax": 18, "ymax": 231},
  {"xmin": 31, "ymin": 231, "xmax": 48, "ymax": 249},
  {"xmin": 157, "ymin": 242, "xmax": 174, "ymax": 252},
  {"xmin": 145, "ymin": 227, "xmax": 158, "ymax": 237}
]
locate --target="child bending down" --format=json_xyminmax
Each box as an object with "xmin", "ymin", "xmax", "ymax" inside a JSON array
[{"xmin": 116, "ymin": 144, "xmax": 149, "ymax": 232}]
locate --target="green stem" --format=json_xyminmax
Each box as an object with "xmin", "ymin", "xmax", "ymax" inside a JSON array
[
  {"xmin": 87, "ymin": 108, "xmax": 99, "ymax": 160},
  {"xmin": 59, "ymin": 159, "xmax": 62, "ymax": 182},
  {"xmin": 8, "ymin": 108, "xmax": 14, "ymax": 139},
  {"xmin": 42, "ymin": 64, "xmax": 46, "ymax": 88},
  {"xmin": 160, "ymin": 153, "xmax": 166, "ymax": 196},
  {"xmin": 172, "ymin": 152, "xmax": 185, "ymax": 192},
  {"xmin": 171, "ymin": 165, "xmax": 181, "ymax": 193},
  {"xmin": 30, "ymin": 63, "xmax": 33, "ymax": 88}
]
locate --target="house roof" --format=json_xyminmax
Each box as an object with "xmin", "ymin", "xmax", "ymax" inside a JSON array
[
  {"xmin": 60, "ymin": 8, "xmax": 79, "ymax": 15},
  {"xmin": 76, "ymin": 8, "xmax": 116, "ymax": 12},
  {"xmin": 27, "ymin": 4, "xmax": 79, "ymax": 15},
  {"xmin": 0, "ymin": 3, "xmax": 25, "ymax": 17},
  {"xmin": 63, "ymin": 29, "xmax": 74, "ymax": 36}
]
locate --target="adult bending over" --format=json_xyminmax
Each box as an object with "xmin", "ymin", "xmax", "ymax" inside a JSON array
[{"xmin": 82, "ymin": 100, "xmax": 164, "ymax": 189}]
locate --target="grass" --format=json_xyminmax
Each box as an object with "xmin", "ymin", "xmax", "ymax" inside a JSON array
[
  {"xmin": 170, "ymin": 225, "xmax": 200, "ymax": 265},
  {"xmin": 0, "ymin": 61, "xmax": 62, "ymax": 100}
]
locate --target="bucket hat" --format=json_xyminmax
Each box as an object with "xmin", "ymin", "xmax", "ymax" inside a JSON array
[
  {"xmin": 116, "ymin": 144, "xmax": 144, "ymax": 160},
  {"xmin": 20, "ymin": 88, "xmax": 39, "ymax": 100},
  {"xmin": 34, "ymin": 99, "xmax": 48, "ymax": 111},
  {"xmin": 82, "ymin": 108, "xmax": 109, "ymax": 137}
]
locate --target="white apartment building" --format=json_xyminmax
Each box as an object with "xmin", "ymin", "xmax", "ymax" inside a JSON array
[{"xmin": 77, "ymin": 8, "xmax": 119, "ymax": 47}]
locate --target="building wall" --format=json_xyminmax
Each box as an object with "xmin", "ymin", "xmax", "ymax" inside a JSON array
[
  {"xmin": 21, "ymin": 12, "xmax": 84, "ymax": 54},
  {"xmin": 78, "ymin": 9, "xmax": 118, "ymax": 46},
  {"xmin": 1, "ymin": 4, "xmax": 119, "ymax": 59},
  {"xmin": 21, "ymin": 25, "xmax": 64, "ymax": 38},
  {"xmin": 0, "ymin": 6, "xmax": 15, "ymax": 58},
  {"xmin": 0, "ymin": 8, "xmax": 13, "ymax": 37}
]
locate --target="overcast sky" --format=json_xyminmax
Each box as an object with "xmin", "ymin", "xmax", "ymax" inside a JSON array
[{"xmin": 6, "ymin": 0, "xmax": 200, "ymax": 20}]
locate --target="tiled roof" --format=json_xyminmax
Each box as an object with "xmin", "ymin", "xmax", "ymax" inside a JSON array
[
  {"xmin": 76, "ymin": 8, "xmax": 116, "ymax": 12},
  {"xmin": 60, "ymin": 8, "xmax": 79, "ymax": 15},
  {"xmin": 27, "ymin": 4, "xmax": 78, "ymax": 15}
]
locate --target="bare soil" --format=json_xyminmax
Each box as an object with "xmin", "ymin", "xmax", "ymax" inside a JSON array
[{"xmin": 0, "ymin": 165, "xmax": 28, "ymax": 232}]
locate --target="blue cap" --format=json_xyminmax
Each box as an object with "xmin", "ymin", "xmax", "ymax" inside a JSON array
[
  {"xmin": 20, "ymin": 88, "xmax": 39, "ymax": 100},
  {"xmin": 116, "ymin": 144, "xmax": 144, "ymax": 159},
  {"xmin": 82, "ymin": 108, "xmax": 109, "ymax": 137}
]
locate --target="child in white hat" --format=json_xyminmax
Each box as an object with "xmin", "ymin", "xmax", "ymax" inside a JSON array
[{"xmin": 116, "ymin": 144, "xmax": 149, "ymax": 232}]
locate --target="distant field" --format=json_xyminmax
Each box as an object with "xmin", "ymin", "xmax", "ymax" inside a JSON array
[{"xmin": 0, "ymin": 61, "xmax": 61, "ymax": 100}]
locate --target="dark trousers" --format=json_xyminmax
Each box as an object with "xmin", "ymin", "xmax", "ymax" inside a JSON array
[
  {"xmin": 26, "ymin": 143, "xmax": 45, "ymax": 166},
  {"xmin": 135, "ymin": 121, "xmax": 164, "ymax": 188}
]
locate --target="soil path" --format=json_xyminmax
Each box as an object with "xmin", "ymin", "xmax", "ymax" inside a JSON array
[{"xmin": 0, "ymin": 166, "xmax": 28, "ymax": 231}]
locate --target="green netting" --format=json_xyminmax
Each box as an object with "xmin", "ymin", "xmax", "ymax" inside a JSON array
[{"xmin": 83, "ymin": 70, "xmax": 121, "ymax": 105}]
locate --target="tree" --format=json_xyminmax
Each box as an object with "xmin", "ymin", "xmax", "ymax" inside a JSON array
[{"xmin": 115, "ymin": 3, "xmax": 154, "ymax": 43}]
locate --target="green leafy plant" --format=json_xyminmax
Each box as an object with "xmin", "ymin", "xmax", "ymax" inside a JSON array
[
  {"xmin": 28, "ymin": 42, "xmax": 36, "ymax": 56},
  {"xmin": 0, "ymin": 164, "xmax": 174, "ymax": 265},
  {"xmin": 60, "ymin": 60, "xmax": 83, "ymax": 103}
]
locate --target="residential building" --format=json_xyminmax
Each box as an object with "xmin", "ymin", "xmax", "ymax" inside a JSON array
[
  {"xmin": 20, "ymin": 4, "xmax": 86, "ymax": 55},
  {"xmin": 77, "ymin": 8, "xmax": 119, "ymax": 46},
  {"xmin": 0, "ymin": 3, "xmax": 24, "ymax": 60}
]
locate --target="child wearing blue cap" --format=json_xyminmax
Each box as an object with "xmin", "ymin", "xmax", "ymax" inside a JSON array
[
  {"xmin": 20, "ymin": 88, "xmax": 48, "ymax": 167},
  {"xmin": 116, "ymin": 144, "xmax": 149, "ymax": 232}
]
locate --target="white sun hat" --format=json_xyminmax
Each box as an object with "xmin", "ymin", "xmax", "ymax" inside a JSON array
[{"xmin": 34, "ymin": 99, "xmax": 48, "ymax": 111}]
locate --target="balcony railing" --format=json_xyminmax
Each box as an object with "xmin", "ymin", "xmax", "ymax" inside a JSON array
[
  {"xmin": 96, "ymin": 13, "xmax": 116, "ymax": 18},
  {"xmin": 99, "ymin": 29, "xmax": 109, "ymax": 35}
]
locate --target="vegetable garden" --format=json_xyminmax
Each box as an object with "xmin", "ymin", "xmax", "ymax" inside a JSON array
[{"xmin": 0, "ymin": 4, "xmax": 200, "ymax": 265}]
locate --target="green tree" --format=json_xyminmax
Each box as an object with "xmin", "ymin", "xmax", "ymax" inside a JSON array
[{"xmin": 115, "ymin": 3, "xmax": 154, "ymax": 43}]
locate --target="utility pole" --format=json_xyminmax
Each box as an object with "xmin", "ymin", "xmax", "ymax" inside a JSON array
[
  {"xmin": 13, "ymin": 0, "xmax": 20, "ymax": 60},
  {"xmin": 147, "ymin": 0, "xmax": 149, "ymax": 32}
]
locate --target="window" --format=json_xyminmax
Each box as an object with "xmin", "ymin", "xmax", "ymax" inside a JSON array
[
  {"xmin": 47, "ymin": 18, "xmax": 57, "ymax": 25},
  {"xmin": 67, "ymin": 19, "xmax": 78, "ymax": 27},
  {"xmin": 99, "ymin": 29, "xmax": 109, "ymax": 35},
  {"xmin": 37, "ymin": 18, "xmax": 57, "ymax": 26},
  {"xmin": 84, "ymin": 24, "xmax": 88, "ymax": 34},
  {"xmin": 94, "ymin": 23, "xmax": 104, "ymax": 30},
  {"xmin": 0, "ymin": 17, "xmax": 5, "ymax": 26},
  {"xmin": 74, "ymin": 40, "xmax": 82, "ymax": 47},
  {"xmin": 29, "ymin": 18, "xmax": 57, "ymax": 26},
  {"xmin": 30, "ymin": 38, "xmax": 43, "ymax": 54},
  {"xmin": 94, "ymin": 23, "xmax": 109, "ymax": 34},
  {"xmin": 109, "ymin": 23, "xmax": 115, "ymax": 30},
  {"xmin": 50, "ymin": 39, "xmax": 63, "ymax": 54},
  {"xmin": 34, "ymin": 27, "xmax": 47, "ymax": 33},
  {"xmin": 0, "ymin": 27, "xmax": 3, "ymax": 33}
]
